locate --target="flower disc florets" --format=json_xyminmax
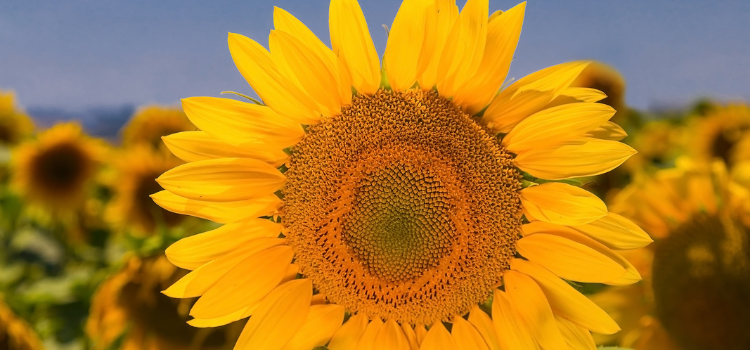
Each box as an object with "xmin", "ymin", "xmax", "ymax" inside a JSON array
[{"xmin": 283, "ymin": 89, "xmax": 523, "ymax": 324}]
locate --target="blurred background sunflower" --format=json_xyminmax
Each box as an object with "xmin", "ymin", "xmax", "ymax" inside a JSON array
[
  {"xmin": 593, "ymin": 159, "xmax": 750, "ymax": 350},
  {"xmin": 0, "ymin": 91, "xmax": 34, "ymax": 148},
  {"xmin": 105, "ymin": 145, "xmax": 188, "ymax": 235},
  {"xmin": 120, "ymin": 106, "xmax": 196, "ymax": 153},
  {"xmin": 87, "ymin": 254, "xmax": 243, "ymax": 350}
]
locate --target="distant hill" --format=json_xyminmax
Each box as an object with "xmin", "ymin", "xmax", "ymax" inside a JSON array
[{"xmin": 27, "ymin": 105, "xmax": 135, "ymax": 143}]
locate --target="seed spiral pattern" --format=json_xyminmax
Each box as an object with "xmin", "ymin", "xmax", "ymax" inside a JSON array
[{"xmin": 283, "ymin": 90, "xmax": 523, "ymax": 324}]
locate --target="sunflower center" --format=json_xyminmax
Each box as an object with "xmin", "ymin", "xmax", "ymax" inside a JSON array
[
  {"xmin": 0, "ymin": 124, "xmax": 14, "ymax": 144},
  {"xmin": 283, "ymin": 89, "xmax": 522, "ymax": 325},
  {"xmin": 652, "ymin": 213, "xmax": 750, "ymax": 350},
  {"xmin": 31, "ymin": 142, "xmax": 88, "ymax": 194}
]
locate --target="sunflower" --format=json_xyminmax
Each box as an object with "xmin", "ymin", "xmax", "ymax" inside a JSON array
[
  {"xmin": 105, "ymin": 145, "xmax": 189, "ymax": 235},
  {"xmin": 11, "ymin": 122, "xmax": 105, "ymax": 216},
  {"xmin": 121, "ymin": 106, "xmax": 196, "ymax": 151},
  {"xmin": 0, "ymin": 91, "xmax": 34, "ymax": 146},
  {"xmin": 595, "ymin": 159, "xmax": 750, "ymax": 350},
  {"xmin": 154, "ymin": 1, "xmax": 650, "ymax": 348},
  {"xmin": 0, "ymin": 298, "xmax": 43, "ymax": 350},
  {"xmin": 87, "ymin": 254, "xmax": 244, "ymax": 350},
  {"xmin": 690, "ymin": 103, "xmax": 750, "ymax": 167}
]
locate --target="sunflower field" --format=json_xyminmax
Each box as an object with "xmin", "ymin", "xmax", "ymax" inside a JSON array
[{"xmin": 1, "ymin": 1, "xmax": 749, "ymax": 350}]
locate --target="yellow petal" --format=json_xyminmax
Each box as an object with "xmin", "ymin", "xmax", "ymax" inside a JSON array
[
  {"xmin": 520, "ymin": 182, "xmax": 607, "ymax": 226},
  {"xmin": 558, "ymin": 87, "xmax": 607, "ymax": 103},
  {"xmin": 555, "ymin": 316, "xmax": 596, "ymax": 350},
  {"xmin": 503, "ymin": 103, "xmax": 615, "ymax": 153},
  {"xmin": 356, "ymin": 318, "xmax": 384, "ymax": 350},
  {"xmin": 274, "ymin": 7, "xmax": 337, "ymax": 69},
  {"xmin": 190, "ymin": 245, "xmax": 294, "ymax": 319},
  {"xmin": 510, "ymin": 258, "xmax": 620, "ymax": 334},
  {"xmin": 328, "ymin": 314, "xmax": 369, "ymax": 350},
  {"xmin": 234, "ymin": 279, "xmax": 312, "ymax": 350},
  {"xmin": 516, "ymin": 234, "xmax": 626, "ymax": 283},
  {"xmin": 383, "ymin": 0, "xmax": 429, "ymax": 91},
  {"xmin": 553, "ymin": 226, "xmax": 641, "ymax": 286},
  {"xmin": 415, "ymin": 325, "xmax": 427, "ymax": 346},
  {"xmin": 273, "ymin": 7, "xmax": 352, "ymax": 106},
  {"xmin": 468, "ymin": 306, "xmax": 501, "ymax": 350},
  {"xmin": 401, "ymin": 323, "xmax": 420, "ymax": 350},
  {"xmin": 524, "ymin": 222, "xmax": 642, "ymax": 286},
  {"xmin": 585, "ymin": 121, "xmax": 627, "ymax": 141},
  {"xmin": 183, "ymin": 266, "xmax": 291, "ymax": 328},
  {"xmin": 181, "ymin": 96, "xmax": 304, "ymax": 147},
  {"xmin": 188, "ymin": 306, "xmax": 253, "ymax": 328},
  {"xmin": 156, "ymin": 158, "xmax": 285, "ymax": 202},
  {"xmin": 451, "ymin": 316, "xmax": 490, "ymax": 350},
  {"xmin": 375, "ymin": 319, "xmax": 410, "ymax": 350},
  {"xmin": 452, "ymin": 2, "xmax": 526, "ymax": 115},
  {"xmin": 420, "ymin": 322, "xmax": 458, "ymax": 350},
  {"xmin": 417, "ymin": 0, "xmax": 459, "ymax": 90},
  {"xmin": 281, "ymin": 304, "xmax": 345, "ymax": 350},
  {"xmin": 513, "ymin": 61, "xmax": 590, "ymax": 96},
  {"xmin": 436, "ymin": 0, "xmax": 489, "ymax": 97},
  {"xmin": 484, "ymin": 61, "xmax": 590, "ymax": 133},
  {"xmin": 151, "ymin": 190, "xmax": 281, "ymax": 224},
  {"xmin": 165, "ymin": 217, "xmax": 281, "ymax": 270},
  {"xmin": 227, "ymin": 32, "xmax": 318, "ymax": 124},
  {"xmin": 329, "ymin": 0, "xmax": 381, "ymax": 94},
  {"xmin": 514, "ymin": 138, "xmax": 636, "ymax": 180},
  {"xmin": 163, "ymin": 237, "xmax": 287, "ymax": 297},
  {"xmin": 492, "ymin": 290, "xmax": 539, "ymax": 350},
  {"xmin": 163, "ymin": 131, "xmax": 288, "ymax": 166},
  {"xmin": 504, "ymin": 271, "xmax": 566, "ymax": 350},
  {"xmin": 571, "ymin": 213, "xmax": 653, "ymax": 250},
  {"xmin": 270, "ymin": 30, "xmax": 342, "ymax": 115}
]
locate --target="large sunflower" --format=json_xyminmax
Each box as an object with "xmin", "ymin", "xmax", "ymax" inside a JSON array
[
  {"xmin": 0, "ymin": 91, "xmax": 34, "ymax": 146},
  {"xmin": 595, "ymin": 159, "xmax": 750, "ymax": 350},
  {"xmin": 121, "ymin": 106, "xmax": 196, "ymax": 151},
  {"xmin": 87, "ymin": 255, "xmax": 244, "ymax": 350},
  {"xmin": 11, "ymin": 122, "xmax": 105, "ymax": 215},
  {"xmin": 154, "ymin": 1, "xmax": 650, "ymax": 349},
  {"xmin": 0, "ymin": 298, "xmax": 43, "ymax": 350},
  {"xmin": 105, "ymin": 145, "xmax": 188, "ymax": 235}
]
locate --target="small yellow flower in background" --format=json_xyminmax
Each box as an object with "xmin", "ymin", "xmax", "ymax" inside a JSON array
[
  {"xmin": 153, "ymin": 0, "xmax": 650, "ymax": 348},
  {"xmin": 11, "ymin": 122, "xmax": 106, "ymax": 222},
  {"xmin": 120, "ymin": 106, "xmax": 196, "ymax": 151},
  {"xmin": 595, "ymin": 159, "xmax": 750, "ymax": 350},
  {"xmin": 86, "ymin": 255, "xmax": 243, "ymax": 350},
  {"xmin": 690, "ymin": 103, "xmax": 750, "ymax": 167},
  {"xmin": 0, "ymin": 91, "xmax": 34, "ymax": 147},
  {"xmin": 105, "ymin": 145, "xmax": 187, "ymax": 235}
]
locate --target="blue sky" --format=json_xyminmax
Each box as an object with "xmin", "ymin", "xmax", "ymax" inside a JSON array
[{"xmin": 1, "ymin": 0, "xmax": 749, "ymax": 110}]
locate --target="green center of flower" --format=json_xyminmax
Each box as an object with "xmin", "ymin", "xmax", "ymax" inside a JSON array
[
  {"xmin": 283, "ymin": 89, "xmax": 522, "ymax": 324},
  {"xmin": 342, "ymin": 147, "xmax": 457, "ymax": 282},
  {"xmin": 652, "ymin": 213, "xmax": 750, "ymax": 350}
]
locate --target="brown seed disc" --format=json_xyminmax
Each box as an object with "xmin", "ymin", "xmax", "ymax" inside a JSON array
[
  {"xmin": 652, "ymin": 213, "xmax": 750, "ymax": 350},
  {"xmin": 30, "ymin": 141, "xmax": 93, "ymax": 198},
  {"xmin": 283, "ymin": 89, "xmax": 523, "ymax": 325}
]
